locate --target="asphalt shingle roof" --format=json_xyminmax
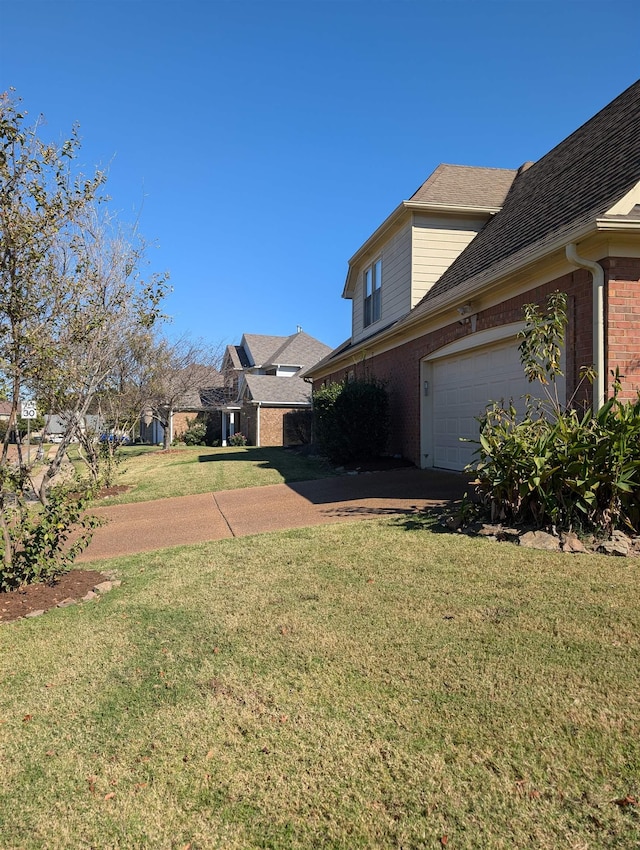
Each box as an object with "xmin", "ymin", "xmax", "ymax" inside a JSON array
[
  {"xmin": 242, "ymin": 332, "xmax": 332, "ymax": 373},
  {"xmin": 408, "ymin": 164, "xmax": 517, "ymax": 209},
  {"xmin": 243, "ymin": 374, "xmax": 312, "ymax": 405},
  {"xmin": 265, "ymin": 332, "xmax": 332, "ymax": 372},
  {"xmin": 242, "ymin": 334, "xmax": 289, "ymax": 368}
]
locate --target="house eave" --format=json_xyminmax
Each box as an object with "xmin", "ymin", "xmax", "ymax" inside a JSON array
[
  {"xmin": 405, "ymin": 201, "xmax": 502, "ymax": 215},
  {"xmin": 248, "ymin": 400, "xmax": 311, "ymax": 407},
  {"xmin": 596, "ymin": 218, "xmax": 640, "ymax": 232}
]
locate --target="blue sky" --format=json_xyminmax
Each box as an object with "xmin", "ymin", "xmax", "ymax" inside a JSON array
[{"xmin": 2, "ymin": 0, "xmax": 639, "ymax": 352}]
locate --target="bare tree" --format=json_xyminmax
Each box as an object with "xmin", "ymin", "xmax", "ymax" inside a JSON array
[{"xmin": 142, "ymin": 335, "xmax": 225, "ymax": 450}]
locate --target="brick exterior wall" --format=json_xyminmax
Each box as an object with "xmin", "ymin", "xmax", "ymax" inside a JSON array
[
  {"xmin": 315, "ymin": 270, "xmax": 601, "ymax": 467},
  {"xmin": 171, "ymin": 412, "xmax": 193, "ymax": 439},
  {"xmin": 240, "ymin": 404, "xmax": 310, "ymax": 446},
  {"xmin": 603, "ymin": 257, "xmax": 640, "ymax": 400}
]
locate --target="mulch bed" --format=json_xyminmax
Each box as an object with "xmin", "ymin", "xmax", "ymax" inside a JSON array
[
  {"xmin": 0, "ymin": 570, "xmax": 106, "ymax": 624},
  {"xmin": 96, "ymin": 484, "xmax": 131, "ymax": 499}
]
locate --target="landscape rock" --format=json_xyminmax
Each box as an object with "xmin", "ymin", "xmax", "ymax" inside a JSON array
[
  {"xmin": 598, "ymin": 532, "xmax": 630, "ymax": 557},
  {"xmin": 519, "ymin": 530, "xmax": 561, "ymax": 551},
  {"xmin": 24, "ymin": 609, "xmax": 45, "ymax": 618},
  {"xmin": 56, "ymin": 597, "xmax": 77, "ymax": 608},
  {"xmin": 93, "ymin": 581, "xmax": 114, "ymax": 594},
  {"xmin": 477, "ymin": 524, "xmax": 503, "ymax": 537},
  {"xmin": 81, "ymin": 591, "xmax": 98, "ymax": 602},
  {"xmin": 561, "ymin": 532, "xmax": 587, "ymax": 554}
]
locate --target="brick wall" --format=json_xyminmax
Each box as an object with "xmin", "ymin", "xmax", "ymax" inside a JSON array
[
  {"xmin": 172, "ymin": 412, "xmax": 193, "ymax": 439},
  {"xmin": 238, "ymin": 405, "xmax": 311, "ymax": 446},
  {"xmin": 603, "ymin": 257, "xmax": 640, "ymax": 400},
  {"xmin": 315, "ymin": 272, "xmax": 596, "ymax": 466}
]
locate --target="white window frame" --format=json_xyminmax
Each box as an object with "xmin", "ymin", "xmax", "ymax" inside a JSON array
[{"xmin": 363, "ymin": 258, "xmax": 382, "ymax": 327}]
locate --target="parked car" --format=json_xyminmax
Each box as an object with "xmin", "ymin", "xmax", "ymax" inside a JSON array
[{"xmin": 99, "ymin": 433, "xmax": 131, "ymax": 445}]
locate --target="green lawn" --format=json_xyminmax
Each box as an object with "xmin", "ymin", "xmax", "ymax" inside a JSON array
[
  {"xmin": 87, "ymin": 445, "xmax": 336, "ymax": 504},
  {"xmin": 1, "ymin": 520, "xmax": 638, "ymax": 848}
]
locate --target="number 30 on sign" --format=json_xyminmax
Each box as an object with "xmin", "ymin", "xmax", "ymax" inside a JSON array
[{"xmin": 21, "ymin": 401, "xmax": 37, "ymax": 419}]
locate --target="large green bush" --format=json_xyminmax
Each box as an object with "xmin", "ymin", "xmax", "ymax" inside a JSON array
[
  {"xmin": 313, "ymin": 379, "xmax": 390, "ymax": 464},
  {"xmin": 471, "ymin": 392, "xmax": 640, "ymax": 533},
  {"xmin": 468, "ymin": 291, "xmax": 640, "ymax": 534}
]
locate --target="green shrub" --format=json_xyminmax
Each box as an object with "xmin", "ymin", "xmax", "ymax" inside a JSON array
[
  {"xmin": 313, "ymin": 379, "xmax": 390, "ymax": 464},
  {"xmin": 0, "ymin": 480, "xmax": 100, "ymax": 591},
  {"xmin": 183, "ymin": 420, "xmax": 207, "ymax": 446},
  {"xmin": 228, "ymin": 432, "xmax": 247, "ymax": 447},
  {"xmin": 468, "ymin": 290, "xmax": 640, "ymax": 534},
  {"xmin": 471, "ymin": 392, "xmax": 640, "ymax": 533}
]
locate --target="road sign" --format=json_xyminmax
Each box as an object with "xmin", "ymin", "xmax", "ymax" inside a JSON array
[{"xmin": 21, "ymin": 400, "xmax": 37, "ymax": 419}]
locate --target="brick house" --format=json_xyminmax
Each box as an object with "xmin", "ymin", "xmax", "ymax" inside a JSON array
[
  {"xmin": 304, "ymin": 81, "xmax": 640, "ymax": 471},
  {"xmin": 219, "ymin": 331, "xmax": 332, "ymax": 446}
]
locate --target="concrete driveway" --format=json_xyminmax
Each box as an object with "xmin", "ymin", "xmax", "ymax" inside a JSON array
[{"xmin": 77, "ymin": 467, "xmax": 470, "ymax": 561}]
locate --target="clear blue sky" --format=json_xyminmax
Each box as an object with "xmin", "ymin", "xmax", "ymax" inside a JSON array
[{"xmin": 2, "ymin": 0, "xmax": 639, "ymax": 351}]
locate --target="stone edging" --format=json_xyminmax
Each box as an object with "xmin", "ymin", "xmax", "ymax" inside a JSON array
[{"xmin": 21, "ymin": 571, "xmax": 121, "ymax": 620}]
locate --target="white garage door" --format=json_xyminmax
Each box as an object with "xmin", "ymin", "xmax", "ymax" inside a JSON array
[{"xmin": 431, "ymin": 338, "xmax": 533, "ymax": 471}]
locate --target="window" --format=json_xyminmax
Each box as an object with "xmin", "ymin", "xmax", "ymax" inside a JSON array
[{"xmin": 363, "ymin": 258, "xmax": 382, "ymax": 327}]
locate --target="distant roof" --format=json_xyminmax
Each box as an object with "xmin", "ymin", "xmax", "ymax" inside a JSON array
[
  {"xmin": 176, "ymin": 386, "xmax": 226, "ymax": 410},
  {"xmin": 418, "ymin": 79, "xmax": 640, "ymax": 306},
  {"xmin": 408, "ymin": 164, "xmax": 517, "ymax": 209},
  {"xmin": 242, "ymin": 334, "xmax": 290, "ymax": 368},
  {"xmin": 242, "ymin": 331, "xmax": 332, "ymax": 373},
  {"xmin": 265, "ymin": 332, "xmax": 333, "ymax": 371},
  {"xmin": 225, "ymin": 344, "xmax": 251, "ymax": 370},
  {"xmin": 243, "ymin": 374, "xmax": 312, "ymax": 405}
]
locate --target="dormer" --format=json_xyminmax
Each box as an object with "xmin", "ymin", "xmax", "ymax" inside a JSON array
[{"xmin": 343, "ymin": 164, "xmax": 517, "ymax": 345}]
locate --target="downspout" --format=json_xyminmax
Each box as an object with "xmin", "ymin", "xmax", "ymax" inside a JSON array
[
  {"xmin": 565, "ymin": 243, "xmax": 605, "ymax": 411},
  {"xmin": 256, "ymin": 402, "xmax": 261, "ymax": 447}
]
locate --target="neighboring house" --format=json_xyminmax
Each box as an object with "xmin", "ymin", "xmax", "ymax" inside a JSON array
[
  {"xmin": 140, "ymin": 381, "xmax": 225, "ymax": 445},
  {"xmin": 220, "ymin": 330, "xmax": 332, "ymax": 446},
  {"xmin": 43, "ymin": 413, "xmax": 105, "ymax": 442},
  {"xmin": 0, "ymin": 401, "xmax": 11, "ymax": 422},
  {"xmin": 304, "ymin": 80, "xmax": 640, "ymax": 471}
]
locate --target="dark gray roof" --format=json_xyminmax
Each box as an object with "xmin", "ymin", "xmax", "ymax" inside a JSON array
[
  {"xmin": 225, "ymin": 344, "xmax": 251, "ymax": 370},
  {"xmin": 241, "ymin": 331, "xmax": 332, "ymax": 373},
  {"xmin": 176, "ymin": 386, "xmax": 226, "ymax": 410},
  {"xmin": 243, "ymin": 374, "xmax": 312, "ymax": 405},
  {"xmin": 265, "ymin": 331, "xmax": 332, "ymax": 372},
  {"xmin": 419, "ymin": 79, "xmax": 640, "ymax": 306},
  {"xmin": 242, "ymin": 334, "xmax": 289, "ymax": 368},
  {"xmin": 408, "ymin": 164, "xmax": 516, "ymax": 208}
]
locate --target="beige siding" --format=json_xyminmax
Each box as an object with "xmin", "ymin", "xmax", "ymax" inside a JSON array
[
  {"xmin": 352, "ymin": 223, "xmax": 412, "ymax": 345},
  {"xmin": 411, "ymin": 214, "xmax": 488, "ymax": 306}
]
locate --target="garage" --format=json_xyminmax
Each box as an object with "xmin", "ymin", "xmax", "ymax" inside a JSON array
[{"xmin": 421, "ymin": 326, "xmax": 564, "ymax": 471}]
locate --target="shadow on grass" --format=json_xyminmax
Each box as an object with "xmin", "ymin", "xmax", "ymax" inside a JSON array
[
  {"xmin": 196, "ymin": 446, "xmax": 335, "ymax": 483},
  {"xmin": 391, "ymin": 509, "xmax": 452, "ymax": 533}
]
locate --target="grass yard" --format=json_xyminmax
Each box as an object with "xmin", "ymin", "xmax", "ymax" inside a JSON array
[
  {"xmin": 0, "ymin": 520, "xmax": 638, "ymax": 848},
  {"xmin": 85, "ymin": 445, "xmax": 335, "ymax": 504}
]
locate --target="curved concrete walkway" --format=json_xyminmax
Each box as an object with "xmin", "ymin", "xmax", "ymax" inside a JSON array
[{"xmin": 77, "ymin": 467, "xmax": 470, "ymax": 562}]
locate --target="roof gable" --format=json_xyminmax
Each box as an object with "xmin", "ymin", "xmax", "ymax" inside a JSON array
[
  {"xmin": 266, "ymin": 331, "xmax": 332, "ymax": 372},
  {"xmin": 240, "ymin": 331, "xmax": 332, "ymax": 373},
  {"xmin": 241, "ymin": 334, "xmax": 289, "ymax": 368}
]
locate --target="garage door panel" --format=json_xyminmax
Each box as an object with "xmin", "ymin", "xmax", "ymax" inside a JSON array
[{"xmin": 429, "ymin": 338, "xmax": 564, "ymax": 471}]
